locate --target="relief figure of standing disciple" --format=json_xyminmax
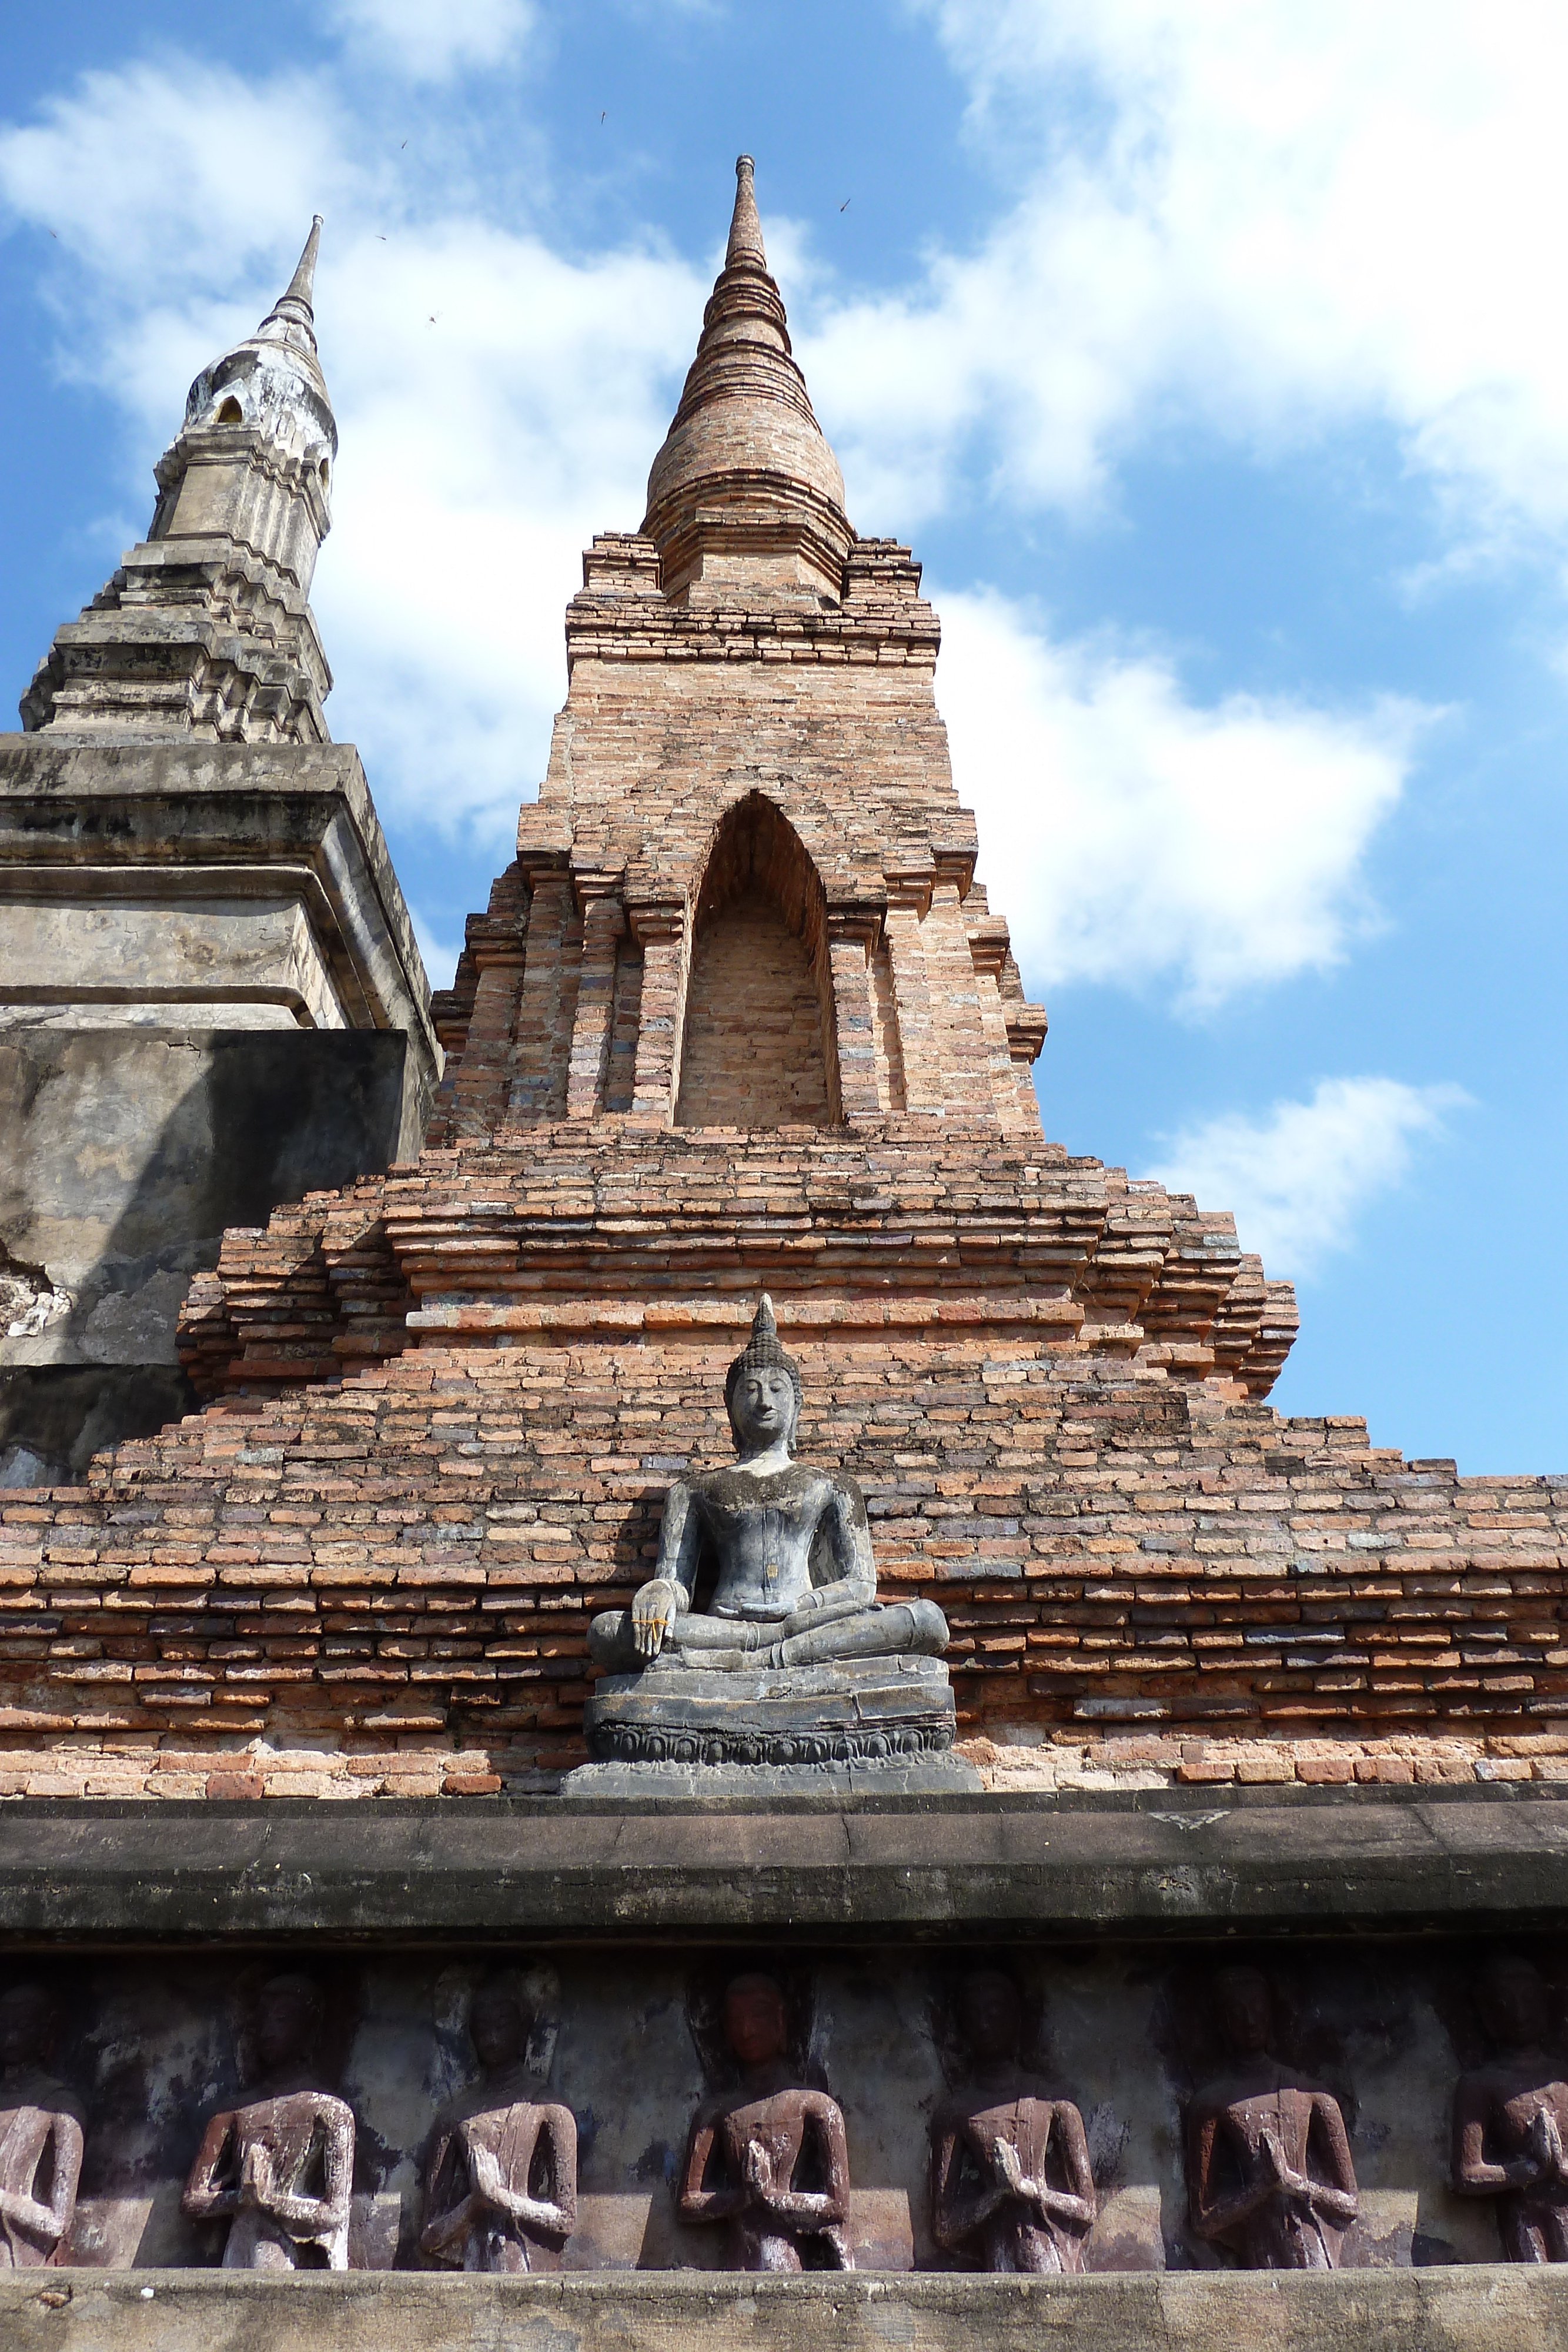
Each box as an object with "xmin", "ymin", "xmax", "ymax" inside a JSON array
[
  {"xmin": 930, "ymin": 1967, "xmax": 1096, "ymax": 2272},
  {"xmin": 420, "ymin": 1975, "xmax": 577, "ymax": 2271},
  {"xmin": 1185, "ymin": 1965, "xmax": 1359, "ymax": 2269},
  {"xmin": 588, "ymin": 1295, "xmax": 947, "ymax": 1675},
  {"xmin": 1452, "ymin": 1952, "xmax": 1568, "ymax": 2261},
  {"xmin": 182, "ymin": 1973, "xmax": 353, "ymax": 2269},
  {"xmin": 678, "ymin": 1971, "xmax": 851, "ymax": 2271},
  {"xmin": 0, "ymin": 1983, "xmax": 84, "ymax": 2268}
]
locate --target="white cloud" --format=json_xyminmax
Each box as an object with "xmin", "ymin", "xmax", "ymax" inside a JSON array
[
  {"xmin": 1149, "ymin": 1076, "xmax": 1469, "ymax": 1278},
  {"xmin": 327, "ymin": 0, "xmax": 536, "ymax": 80},
  {"xmin": 0, "ymin": 63, "xmax": 706, "ymax": 848},
  {"xmin": 0, "ymin": 65, "xmax": 360, "ymax": 289},
  {"xmin": 409, "ymin": 906, "xmax": 462, "ymax": 994},
  {"xmin": 313, "ymin": 221, "xmax": 701, "ymax": 841},
  {"xmin": 937, "ymin": 589, "xmax": 1432, "ymax": 1005},
  {"xmin": 806, "ymin": 0, "xmax": 1568, "ymax": 543}
]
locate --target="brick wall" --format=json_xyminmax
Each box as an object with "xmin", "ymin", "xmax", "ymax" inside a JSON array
[
  {"xmin": 0, "ymin": 1128, "xmax": 1543, "ymax": 1790},
  {"xmin": 424, "ymin": 537, "xmax": 1048, "ymax": 1140},
  {"xmin": 1, "ymin": 1327, "xmax": 1564, "ymax": 1796},
  {"xmin": 676, "ymin": 888, "xmax": 832, "ymax": 1125}
]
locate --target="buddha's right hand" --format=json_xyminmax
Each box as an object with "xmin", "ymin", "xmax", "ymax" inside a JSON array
[{"xmin": 632, "ymin": 1578, "xmax": 683, "ymax": 1658}]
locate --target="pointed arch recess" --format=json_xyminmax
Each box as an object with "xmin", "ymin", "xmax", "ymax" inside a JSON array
[{"xmin": 674, "ymin": 793, "xmax": 840, "ymax": 1128}]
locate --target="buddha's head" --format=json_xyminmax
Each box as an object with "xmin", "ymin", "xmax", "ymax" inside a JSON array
[
  {"xmin": 724, "ymin": 1295, "xmax": 802, "ymax": 1457},
  {"xmin": 1477, "ymin": 1953, "xmax": 1552, "ymax": 2052},
  {"xmin": 255, "ymin": 1972, "xmax": 325, "ymax": 2073},
  {"xmin": 471, "ymin": 1977, "xmax": 530, "ymax": 2072},
  {"xmin": 1213, "ymin": 1965, "xmax": 1273, "ymax": 2059},
  {"xmin": 958, "ymin": 1967, "xmax": 1024, "ymax": 2066},
  {"xmin": 723, "ymin": 1972, "xmax": 789, "ymax": 2069},
  {"xmin": 0, "ymin": 1982, "xmax": 58, "ymax": 2071}
]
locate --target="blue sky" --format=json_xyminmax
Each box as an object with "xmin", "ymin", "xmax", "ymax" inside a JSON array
[{"xmin": 1, "ymin": 1, "xmax": 1564, "ymax": 1472}]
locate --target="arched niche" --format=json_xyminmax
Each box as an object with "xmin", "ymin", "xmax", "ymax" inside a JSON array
[{"xmin": 675, "ymin": 793, "xmax": 839, "ymax": 1128}]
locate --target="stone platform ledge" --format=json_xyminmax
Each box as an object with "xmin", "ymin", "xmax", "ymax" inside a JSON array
[
  {"xmin": 5, "ymin": 1782, "xmax": 1568, "ymax": 1946},
  {"xmin": 0, "ymin": 2269, "xmax": 1562, "ymax": 2352}
]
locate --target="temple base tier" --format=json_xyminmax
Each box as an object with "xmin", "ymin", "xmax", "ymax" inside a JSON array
[{"xmin": 580, "ymin": 1654, "xmax": 962, "ymax": 1771}]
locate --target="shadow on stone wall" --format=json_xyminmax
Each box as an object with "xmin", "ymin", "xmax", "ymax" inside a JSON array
[{"xmin": 0, "ymin": 1028, "xmax": 409, "ymax": 1485}]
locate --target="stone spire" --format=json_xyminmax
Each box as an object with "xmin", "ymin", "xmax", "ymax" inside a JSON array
[
  {"xmin": 263, "ymin": 213, "xmax": 323, "ymax": 340},
  {"xmin": 643, "ymin": 156, "xmax": 852, "ymax": 605},
  {"xmin": 21, "ymin": 218, "xmax": 337, "ymax": 742},
  {"xmin": 724, "ymin": 152, "xmax": 767, "ymax": 268}
]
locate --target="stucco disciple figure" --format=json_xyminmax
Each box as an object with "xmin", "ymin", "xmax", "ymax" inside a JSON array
[
  {"xmin": 931, "ymin": 1967, "xmax": 1096, "ymax": 2272},
  {"xmin": 588, "ymin": 1295, "xmax": 946, "ymax": 1675},
  {"xmin": 1452, "ymin": 1952, "xmax": 1568, "ymax": 2261},
  {"xmin": 1186, "ymin": 1965, "xmax": 1359, "ymax": 2270},
  {"xmin": 420, "ymin": 1975, "xmax": 577, "ymax": 2271},
  {"xmin": 679, "ymin": 1971, "xmax": 851, "ymax": 2271},
  {"xmin": 0, "ymin": 1983, "xmax": 84, "ymax": 2268},
  {"xmin": 182, "ymin": 1973, "xmax": 353, "ymax": 2270}
]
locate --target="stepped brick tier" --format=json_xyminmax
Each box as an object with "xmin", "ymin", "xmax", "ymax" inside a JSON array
[
  {"xmin": 0, "ymin": 1306, "xmax": 1563, "ymax": 1792},
  {"xmin": 3, "ymin": 162, "xmax": 1568, "ymax": 2342}
]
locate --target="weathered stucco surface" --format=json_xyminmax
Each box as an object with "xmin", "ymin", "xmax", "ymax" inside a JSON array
[
  {"xmin": 0, "ymin": 2264, "xmax": 1563, "ymax": 2349},
  {"xmin": 0, "ymin": 732, "xmax": 437, "ymax": 1482},
  {"xmin": 0, "ymin": 1933, "xmax": 1553, "ymax": 2275}
]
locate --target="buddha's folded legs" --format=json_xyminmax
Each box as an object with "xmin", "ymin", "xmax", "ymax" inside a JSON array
[
  {"xmin": 763, "ymin": 1598, "xmax": 948, "ymax": 1668},
  {"xmin": 587, "ymin": 1598, "xmax": 948, "ymax": 1674}
]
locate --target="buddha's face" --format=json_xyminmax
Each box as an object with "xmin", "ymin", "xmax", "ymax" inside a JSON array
[
  {"xmin": 730, "ymin": 1367, "xmax": 797, "ymax": 1455},
  {"xmin": 1215, "ymin": 1969, "xmax": 1272, "ymax": 2058},
  {"xmin": 0, "ymin": 1987, "xmax": 52, "ymax": 2069},
  {"xmin": 256, "ymin": 1978, "xmax": 317, "ymax": 2072},
  {"xmin": 472, "ymin": 1986, "xmax": 525, "ymax": 2070},
  {"xmin": 959, "ymin": 1970, "xmax": 1022, "ymax": 2065},
  {"xmin": 1480, "ymin": 1959, "xmax": 1550, "ymax": 2050},
  {"xmin": 724, "ymin": 1975, "xmax": 788, "ymax": 2068}
]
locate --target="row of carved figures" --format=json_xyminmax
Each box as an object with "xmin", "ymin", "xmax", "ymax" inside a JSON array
[{"xmin": 0, "ymin": 1955, "xmax": 1563, "ymax": 2273}]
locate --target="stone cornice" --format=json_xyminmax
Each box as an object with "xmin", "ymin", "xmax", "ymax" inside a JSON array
[{"xmin": 565, "ymin": 589, "xmax": 940, "ymax": 669}]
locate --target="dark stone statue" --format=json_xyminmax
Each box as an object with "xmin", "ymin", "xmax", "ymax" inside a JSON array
[
  {"xmin": 930, "ymin": 1967, "xmax": 1096, "ymax": 2272},
  {"xmin": 1452, "ymin": 1952, "xmax": 1568, "ymax": 2260},
  {"xmin": 182, "ymin": 1973, "xmax": 354, "ymax": 2269},
  {"xmin": 420, "ymin": 1973, "xmax": 577, "ymax": 2271},
  {"xmin": 590, "ymin": 1295, "xmax": 945, "ymax": 1674},
  {"xmin": 678, "ymin": 1970, "xmax": 851, "ymax": 2271},
  {"xmin": 1185, "ymin": 1965, "xmax": 1359, "ymax": 2269},
  {"xmin": 0, "ymin": 1983, "xmax": 83, "ymax": 2268},
  {"xmin": 582, "ymin": 1298, "xmax": 958, "ymax": 1770}
]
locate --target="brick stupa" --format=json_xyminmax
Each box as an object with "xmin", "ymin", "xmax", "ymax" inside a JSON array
[{"xmin": 4, "ymin": 158, "xmax": 1564, "ymax": 1806}]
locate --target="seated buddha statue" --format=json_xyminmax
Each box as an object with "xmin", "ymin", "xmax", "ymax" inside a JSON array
[{"xmin": 587, "ymin": 1295, "xmax": 948, "ymax": 1676}]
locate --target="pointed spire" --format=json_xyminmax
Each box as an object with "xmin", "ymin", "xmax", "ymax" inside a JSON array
[
  {"xmin": 258, "ymin": 216, "xmax": 323, "ymax": 355},
  {"xmin": 281, "ymin": 215, "xmax": 323, "ymax": 314},
  {"xmin": 643, "ymin": 158, "xmax": 850, "ymax": 601},
  {"xmin": 726, "ymin": 156, "xmax": 767, "ymax": 270},
  {"xmin": 176, "ymin": 215, "xmax": 336, "ymax": 466}
]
